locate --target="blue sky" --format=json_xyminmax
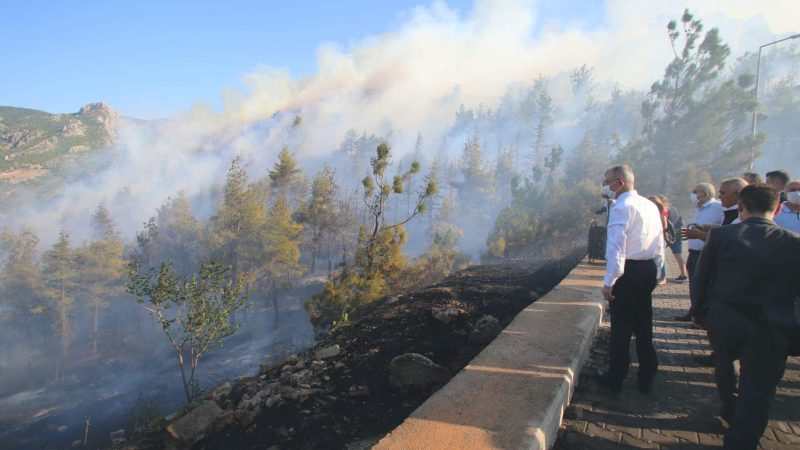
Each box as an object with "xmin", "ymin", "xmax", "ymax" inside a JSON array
[{"xmin": 0, "ymin": 0, "xmax": 605, "ymax": 118}]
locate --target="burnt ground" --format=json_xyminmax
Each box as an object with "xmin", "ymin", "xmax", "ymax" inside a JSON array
[{"xmin": 124, "ymin": 242, "xmax": 585, "ymax": 450}]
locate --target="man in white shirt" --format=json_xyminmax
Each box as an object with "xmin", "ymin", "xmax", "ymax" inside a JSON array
[
  {"xmin": 599, "ymin": 165, "xmax": 665, "ymax": 393},
  {"xmin": 675, "ymin": 182, "xmax": 724, "ymax": 321},
  {"xmin": 774, "ymin": 180, "xmax": 800, "ymax": 233}
]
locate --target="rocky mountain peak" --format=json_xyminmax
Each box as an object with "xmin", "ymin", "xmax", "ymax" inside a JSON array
[{"xmin": 77, "ymin": 102, "xmax": 118, "ymax": 142}]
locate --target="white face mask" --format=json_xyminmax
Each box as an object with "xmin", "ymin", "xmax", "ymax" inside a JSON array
[
  {"xmin": 690, "ymin": 193, "xmax": 699, "ymax": 204},
  {"xmin": 787, "ymin": 191, "xmax": 800, "ymax": 205},
  {"xmin": 603, "ymin": 184, "xmax": 617, "ymax": 199}
]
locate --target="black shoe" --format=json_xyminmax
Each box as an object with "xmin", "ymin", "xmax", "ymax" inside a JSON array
[
  {"xmin": 719, "ymin": 408, "xmax": 734, "ymax": 428},
  {"xmin": 693, "ymin": 354, "xmax": 714, "ymax": 366},
  {"xmin": 596, "ymin": 372, "xmax": 622, "ymax": 392},
  {"xmin": 638, "ymin": 377, "xmax": 654, "ymax": 394},
  {"xmin": 674, "ymin": 313, "xmax": 692, "ymax": 322},
  {"xmin": 673, "ymin": 275, "xmax": 688, "ymax": 282}
]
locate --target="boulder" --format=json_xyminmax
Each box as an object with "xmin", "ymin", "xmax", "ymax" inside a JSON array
[
  {"xmin": 469, "ymin": 315, "xmax": 501, "ymax": 344},
  {"xmin": 166, "ymin": 401, "xmax": 223, "ymax": 446},
  {"xmin": 211, "ymin": 382, "xmax": 231, "ymax": 402},
  {"xmin": 431, "ymin": 307, "xmax": 461, "ymax": 324},
  {"xmin": 388, "ymin": 353, "xmax": 451, "ymax": 392},
  {"xmin": 315, "ymin": 344, "xmax": 341, "ymax": 359}
]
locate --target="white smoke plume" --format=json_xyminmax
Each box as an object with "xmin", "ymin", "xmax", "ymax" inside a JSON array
[{"xmin": 7, "ymin": 0, "xmax": 797, "ymax": 243}]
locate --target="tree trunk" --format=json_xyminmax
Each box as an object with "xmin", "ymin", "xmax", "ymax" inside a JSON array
[{"xmin": 92, "ymin": 304, "xmax": 99, "ymax": 358}]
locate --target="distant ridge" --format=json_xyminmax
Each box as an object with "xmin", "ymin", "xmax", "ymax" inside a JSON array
[{"xmin": 0, "ymin": 103, "xmax": 120, "ymax": 212}]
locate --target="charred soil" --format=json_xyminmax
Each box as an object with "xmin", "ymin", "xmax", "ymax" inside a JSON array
[{"xmin": 125, "ymin": 244, "xmax": 584, "ymax": 450}]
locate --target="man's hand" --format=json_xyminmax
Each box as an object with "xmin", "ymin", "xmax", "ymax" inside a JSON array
[
  {"xmin": 601, "ymin": 285, "xmax": 615, "ymax": 301},
  {"xmin": 680, "ymin": 228, "xmax": 708, "ymax": 241}
]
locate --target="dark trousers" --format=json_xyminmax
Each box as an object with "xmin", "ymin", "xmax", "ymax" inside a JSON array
[
  {"xmin": 707, "ymin": 303, "xmax": 788, "ymax": 450},
  {"xmin": 608, "ymin": 259, "xmax": 659, "ymax": 386},
  {"xmin": 686, "ymin": 249, "xmax": 701, "ymax": 280}
]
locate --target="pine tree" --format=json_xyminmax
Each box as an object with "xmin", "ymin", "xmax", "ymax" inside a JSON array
[
  {"xmin": 0, "ymin": 228, "xmax": 42, "ymax": 337},
  {"xmin": 41, "ymin": 229, "xmax": 78, "ymax": 378},
  {"xmin": 77, "ymin": 204, "xmax": 126, "ymax": 358},
  {"xmin": 306, "ymin": 143, "xmax": 436, "ymax": 326},
  {"xmin": 269, "ymin": 146, "xmax": 308, "ymax": 208},
  {"xmin": 296, "ymin": 164, "xmax": 338, "ymax": 272}
]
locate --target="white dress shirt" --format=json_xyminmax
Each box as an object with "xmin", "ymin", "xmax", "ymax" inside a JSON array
[
  {"xmin": 688, "ymin": 199, "xmax": 724, "ymax": 251},
  {"xmin": 604, "ymin": 190, "xmax": 666, "ymax": 287}
]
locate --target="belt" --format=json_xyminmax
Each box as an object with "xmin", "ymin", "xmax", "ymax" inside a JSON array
[{"xmin": 625, "ymin": 258, "xmax": 655, "ymax": 265}]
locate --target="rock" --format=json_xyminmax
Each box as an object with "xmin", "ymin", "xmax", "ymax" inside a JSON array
[
  {"xmin": 315, "ymin": 344, "xmax": 341, "ymax": 359},
  {"xmin": 290, "ymin": 369, "xmax": 312, "ymax": 387},
  {"xmin": 388, "ymin": 353, "xmax": 451, "ymax": 392},
  {"xmin": 386, "ymin": 296, "xmax": 400, "ymax": 305},
  {"xmin": 214, "ymin": 411, "xmax": 236, "ymax": 431},
  {"xmin": 294, "ymin": 360, "xmax": 306, "ymax": 370},
  {"xmin": 284, "ymin": 355, "xmax": 298, "ymax": 365},
  {"xmin": 109, "ymin": 429, "xmax": 125, "ymax": 440},
  {"xmin": 469, "ymin": 315, "xmax": 501, "ymax": 344},
  {"xmin": 166, "ymin": 400, "xmax": 223, "ymax": 446},
  {"xmin": 348, "ymin": 385, "xmax": 370, "ymax": 396},
  {"xmin": 235, "ymin": 406, "xmax": 261, "ymax": 429},
  {"xmin": 211, "ymin": 382, "xmax": 232, "ymax": 402},
  {"xmin": 279, "ymin": 371, "xmax": 292, "ymax": 385},
  {"xmin": 265, "ymin": 394, "xmax": 282, "ymax": 408},
  {"xmin": 334, "ymin": 362, "xmax": 347, "ymax": 370},
  {"xmin": 310, "ymin": 360, "xmax": 325, "ymax": 372},
  {"xmin": 259, "ymin": 363, "xmax": 272, "ymax": 374},
  {"xmin": 432, "ymin": 307, "xmax": 461, "ymax": 324}
]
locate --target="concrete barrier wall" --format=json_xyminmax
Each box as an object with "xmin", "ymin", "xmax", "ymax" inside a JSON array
[{"xmin": 374, "ymin": 259, "xmax": 606, "ymax": 450}]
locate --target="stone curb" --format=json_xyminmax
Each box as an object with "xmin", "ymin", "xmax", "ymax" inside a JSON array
[{"xmin": 374, "ymin": 258, "xmax": 605, "ymax": 450}]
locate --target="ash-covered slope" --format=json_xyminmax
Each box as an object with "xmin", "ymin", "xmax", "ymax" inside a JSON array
[{"xmin": 124, "ymin": 242, "xmax": 585, "ymax": 450}]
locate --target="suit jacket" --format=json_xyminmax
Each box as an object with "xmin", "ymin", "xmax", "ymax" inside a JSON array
[{"xmin": 690, "ymin": 217, "xmax": 800, "ymax": 338}]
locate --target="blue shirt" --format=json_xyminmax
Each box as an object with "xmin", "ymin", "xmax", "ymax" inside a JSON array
[
  {"xmin": 774, "ymin": 202, "xmax": 800, "ymax": 233},
  {"xmin": 689, "ymin": 199, "xmax": 724, "ymax": 251}
]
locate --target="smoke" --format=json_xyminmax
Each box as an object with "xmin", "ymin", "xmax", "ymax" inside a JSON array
[{"xmin": 4, "ymin": 0, "xmax": 797, "ymax": 243}]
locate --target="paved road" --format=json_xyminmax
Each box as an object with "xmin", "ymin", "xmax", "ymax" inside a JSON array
[{"xmin": 555, "ymin": 254, "xmax": 800, "ymax": 449}]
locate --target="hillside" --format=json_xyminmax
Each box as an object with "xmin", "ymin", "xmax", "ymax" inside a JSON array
[
  {"xmin": 0, "ymin": 103, "xmax": 118, "ymax": 208},
  {"xmin": 122, "ymin": 241, "xmax": 585, "ymax": 450}
]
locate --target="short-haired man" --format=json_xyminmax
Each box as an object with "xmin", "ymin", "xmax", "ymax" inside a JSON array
[
  {"xmin": 742, "ymin": 172, "xmax": 762, "ymax": 184},
  {"xmin": 774, "ymin": 180, "xmax": 800, "ymax": 233},
  {"xmin": 675, "ymin": 182, "xmax": 723, "ymax": 321},
  {"xmin": 690, "ymin": 184, "xmax": 800, "ymax": 449},
  {"xmin": 599, "ymin": 165, "xmax": 665, "ymax": 393},
  {"xmin": 766, "ymin": 170, "xmax": 790, "ymax": 203},
  {"xmin": 681, "ymin": 177, "xmax": 749, "ymax": 243}
]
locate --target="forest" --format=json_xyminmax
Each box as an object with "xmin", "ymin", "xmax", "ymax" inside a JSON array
[{"xmin": 1, "ymin": 9, "xmax": 799, "ymax": 449}]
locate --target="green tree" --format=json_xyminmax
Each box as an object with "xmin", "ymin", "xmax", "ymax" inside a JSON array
[
  {"xmin": 306, "ymin": 143, "xmax": 436, "ymax": 326},
  {"xmin": 77, "ymin": 204, "xmax": 126, "ymax": 358},
  {"xmin": 620, "ymin": 9, "xmax": 761, "ymax": 198},
  {"xmin": 411, "ymin": 196, "xmax": 470, "ymax": 287},
  {"xmin": 260, "ymin": 199, "xmax": 305, "ymax": 321},
  {"xmin": 532, "ymin": 80, "xmax": 554, "ymax": 167},
  {"xmin": 0, "ymin": 228, "xmax": 43, "ymax": 337},
  {"xmin": 269, "ymin": 146, "xmax": 308, "ymax": 208},
  {"xmin": 127, "ymin": 257, "xmax": 248, "ymax": 403},
  {"xmin": 296, "ymin": 164, "xmax": 339, "ymax": 272},
  {"xmin": 41, "ymin": 229, "xmax": 78, "ymax": 378}
]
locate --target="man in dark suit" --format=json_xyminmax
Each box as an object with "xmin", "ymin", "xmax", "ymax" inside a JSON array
[{"xmin": 691, "ymin": 184, "xmax": 800, "ymax": 450}]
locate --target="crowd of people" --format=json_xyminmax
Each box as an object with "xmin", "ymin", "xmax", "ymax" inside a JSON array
[{"xmin": 598, "ymin": 165, "xmax": 800, "ymax": 450}]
